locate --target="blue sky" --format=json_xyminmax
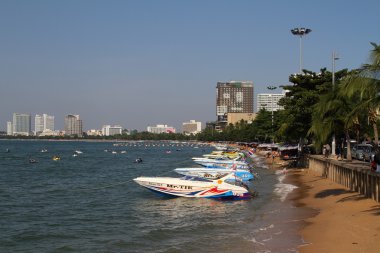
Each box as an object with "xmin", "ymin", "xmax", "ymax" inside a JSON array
[{"xmin": 1, "ymin": 0, "xmax": 379, "ymax": 131}]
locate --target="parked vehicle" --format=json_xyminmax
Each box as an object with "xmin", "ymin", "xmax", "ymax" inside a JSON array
[
  {"xmin": 363, "ymin": 144, "xmax": 380, "ymax": 162},
  {"xmin": 351, "ymin": 144, "xmax": 372, "ymax": 161},
  {"xmin": 363, "ymin": 145, "xmax": 374, "ymax": 162}
]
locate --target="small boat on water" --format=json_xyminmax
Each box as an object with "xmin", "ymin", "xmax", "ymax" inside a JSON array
[
  {"xmin": 133, "ymin": 173, "xmax": 251, "ymax": 200},
  {"xmin": 74, "ymin": 150, "xmax": 83, "ymax": 154},
  {"xmin": 134, "ymin": 158, "xmax": 143, "ymax": 163},
  {"xmin": 174, "ymin": 167, "xmax": 254, "ymax": 181},
  {"xmin": 52, "ymin": 156, "xmax": 61, "ymax": 161},
  {"xmin": 29, "ymin": 158, "xmax": 38, "ymax": 163}
]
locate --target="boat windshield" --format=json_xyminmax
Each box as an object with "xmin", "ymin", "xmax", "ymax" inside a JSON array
[{"xmin": 181, "ymin": 176, "xmax": 212, "ymax": 182}]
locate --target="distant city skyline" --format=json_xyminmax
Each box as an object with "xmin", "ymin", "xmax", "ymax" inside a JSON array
[{"xmin": 1, "ymin": 1, "xmax": 379, "ymax": 131}]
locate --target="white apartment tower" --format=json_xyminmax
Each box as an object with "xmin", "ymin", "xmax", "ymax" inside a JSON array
[
  {"xmin": 12, "ymin": 113, "xmax": 31, "ymax": 136},
  {"xmin": 102, "ymin": 125, "xmax": 122, "ymax": 136},
  {"xmin": 64, "ymin": 114, "xmax": 83, "ymax": 137},
  {"xmin": 35, "ymin": 114, "xmax": 55, "ymax": 134},
  {"xmin": 257, "ymin": 92, "xmax": 285, "ymax": 112},
  {"xmin": 7, "ymin": 121, "xmax": 13, "ymax": 135}
]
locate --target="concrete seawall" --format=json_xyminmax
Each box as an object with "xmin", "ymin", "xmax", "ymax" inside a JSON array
[{"xmin": 308, "ymin": 155, "xmax": 380, "ymax": 202}]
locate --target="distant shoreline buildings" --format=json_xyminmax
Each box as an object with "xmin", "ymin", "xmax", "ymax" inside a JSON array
[
  {"xmin": 3, "ymin": 80, "xmax": 270, "ymax": 136},
  {"xmin": 147, "ymin": 124, "xmax": 176, "ymax": 134},
  {"xmin": 182, "ymin": 120, "xmax": 202, "ymax": 135}
]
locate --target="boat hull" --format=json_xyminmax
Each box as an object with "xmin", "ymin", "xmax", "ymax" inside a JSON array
[
  {"xmin": 133, "ymin": 177, "xmax": 251, "ymax": 200},
  {"xmin": 174, "ymin": 168, "xmax": 254, "ymax": 181}
]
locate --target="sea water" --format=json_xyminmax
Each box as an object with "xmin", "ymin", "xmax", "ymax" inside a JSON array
[{"xmin": 0, "ymin": 140, "xmax": 308, "ymax": 253}]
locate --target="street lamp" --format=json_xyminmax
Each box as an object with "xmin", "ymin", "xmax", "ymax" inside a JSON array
[
  {"xmin": 331, "ymin": 51, "xmax": 339, "ymax": 157},
  {"xmin": 267, "ymin": 85, "xmax": 277, "ymax": 143},
  {"xmin": 291, "ymin": 27, "xmax": 312, "ymax": 73}
]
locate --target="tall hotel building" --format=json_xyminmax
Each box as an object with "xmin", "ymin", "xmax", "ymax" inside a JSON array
[
  {"xmin": 256, "ymin": 92, "xmax": 285, "ymax": 112},
  {"xmin": 12, "ymin": 113, "xmax": 31, "ymax": 136},
  {"xmin": 35, "ymin": 114, "xmax": 55, "ymax": 134},
  {"xmin": 64, "ymin": 114, "xmax": 83, "ymax": 137},
  {"xmin": 216, "ymin": 81, "xmax": 254, "ymax": 122}
]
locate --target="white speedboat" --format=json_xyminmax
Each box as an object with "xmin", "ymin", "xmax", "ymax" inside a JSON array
[
  {"xmin": 193, "ymin": 157, "xmax": 247, "ymax": 166},
  {"xmin": 174, "ymin": 167, "xmax": 254, "ymax": 181},
  {"xmin": 133, "ymin": 173, "xmax": 251, "ymax": 200},
  {"xmin": 195, "ymin": 159, "xmax": 250, "ymax": 170}
]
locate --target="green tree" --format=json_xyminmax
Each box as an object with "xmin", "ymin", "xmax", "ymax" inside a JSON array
[
  {"xmin": 340, "ymin": 43, "xmax": 380, "ymax": 146},
  {"xmin": 278, "ymin": 69, "xmax": 332, "ymax": 144}
]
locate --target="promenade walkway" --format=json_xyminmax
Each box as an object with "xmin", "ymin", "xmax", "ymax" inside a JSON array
[{"xmin": 308, "ymin": 155, "xmax": 380, "ymax": 202}]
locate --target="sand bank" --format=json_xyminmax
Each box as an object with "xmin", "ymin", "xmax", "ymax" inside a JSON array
[{"xmin": 287, "ymin": 169, "xmax": 380, "ymax": 253}]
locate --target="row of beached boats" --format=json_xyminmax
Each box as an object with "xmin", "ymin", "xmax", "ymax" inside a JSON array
[{"xmin": 133, "ymin": 149, "xmax": 257, "ymax": 200}]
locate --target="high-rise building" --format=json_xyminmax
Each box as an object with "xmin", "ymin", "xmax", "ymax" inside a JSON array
[
  {"xmin": 216, "ymin": 81, "xmax": 254, "ymax": 122},
  {"xmin": 182, "ymin": 120, "xmax": 202, "ymax": 135},
  {"xmin": 257, "ymin": 92, "xmax": 285, "ymax": 112},
  {"xmin": 35, "ymin": 114, "xmax": 55, "ymax": 135},
  {"xmin": 147, "ymin": 124, "xmax": 176, "ymax": 134},
  {"xmin": 35, "ymin": 115, "xmax": 44, "ymax": 133},
  {"xmin": 44, "ymin": 114, "xmax": 54, "ymax": 131},
  {"xmin": 102, "ymin": 125, "xmax": 123, "ymax": 136},
  {"xmin": 64, "ymin": 114, "xmax": 83, "ymax": 137},
  {"xmin": 7, "ymin": 121, "xmax": 13, "ymax": 135},
  {"xmin": 12, "ymin": 113, "xmax": 31, "ymax": 136}
]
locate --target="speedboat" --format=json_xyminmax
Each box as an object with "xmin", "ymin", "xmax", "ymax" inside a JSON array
[
  {"xmin": 133, "ymin": 173, "xmax": 251, "ymax": 200},
  {"xmin": 197, "ymin": 161, "xmax": 250, "ymax": 170},
  {"xmin": 174, "ymin": 167, "xmax": 254, "ymax": 181}
]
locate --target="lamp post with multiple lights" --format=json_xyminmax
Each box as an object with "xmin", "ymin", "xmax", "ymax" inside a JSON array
[
  {"xmin": 267, "ymin": 85, "xmax": 277, "ymax": 143},
  {"xmin": 331, "ymin": 51, "xmax": 339, "ymax": 157},
  {"xmin": 291, "ymin": 27, "xmax": 312, "ymax": 73}
]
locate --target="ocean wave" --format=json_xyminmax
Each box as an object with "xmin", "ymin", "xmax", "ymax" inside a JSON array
[{"xmin": 274, "ymin": 171, "xmax": 298, "ymax": 202}]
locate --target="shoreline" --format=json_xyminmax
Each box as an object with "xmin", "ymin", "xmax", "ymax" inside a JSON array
[
  {"xmin": 286, "ymin": 168, "xmax": 380, "ymax": 252},
  {"xmin": 261, "ymin": 154, "xmax": 380, "ymax": 252}
]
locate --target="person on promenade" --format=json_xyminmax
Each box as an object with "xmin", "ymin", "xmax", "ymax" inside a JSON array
[
  {"xmin": 322, "ymin": 145, "xmax": 326, "ymax": 158},
  {"xmin": 373, "ymin": 148, "xmax": 380, "ymax": 172},
  {"xmin": 325, "ymin": 144, "xmax": 331, "ymax": 158}
]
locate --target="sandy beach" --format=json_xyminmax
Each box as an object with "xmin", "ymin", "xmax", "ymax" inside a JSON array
[{"xmin": 285, "ymin": 168, "xmax": 380, "ymax": 253}]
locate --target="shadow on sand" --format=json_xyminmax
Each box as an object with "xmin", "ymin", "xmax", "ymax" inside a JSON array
[
  {"xmin": 314, "ymin": 188, "xmax": 351, "ymax": 199},
  {"xmin": 362, "ymin": 205, "xmax": 380, "ymax": 216}
]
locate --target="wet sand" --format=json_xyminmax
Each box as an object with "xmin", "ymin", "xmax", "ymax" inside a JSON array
[{"xmin": 286, "ymin": 168, "xmax": 380, "ymax": 253}]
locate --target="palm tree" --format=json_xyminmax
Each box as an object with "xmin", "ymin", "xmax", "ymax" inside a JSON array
[
  {"xmin": 340, "ymin": 42, "xmax": 380, "ymax": 146},
  {"xmin": 309, "ymin": 68, "xmax": 365, "ymax": 161}
]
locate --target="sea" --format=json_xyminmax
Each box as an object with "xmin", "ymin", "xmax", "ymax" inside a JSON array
[{"xmin": 0, "ymin": 140, "xmax": 311, "ymax": 253}]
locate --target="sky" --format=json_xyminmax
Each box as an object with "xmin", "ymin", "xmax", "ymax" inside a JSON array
[{"xmin": 1, "ymin": 0, "xmax": 379, "ymax": 131}]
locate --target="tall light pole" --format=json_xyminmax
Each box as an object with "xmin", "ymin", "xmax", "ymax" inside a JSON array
[
  {"xmin": 331, "ymin": 51, "xmax": 339, "ymax": 157},
  {"xmin": 267, "ymin": 85, "xmax": 277, "ymax": 143},
  {"xmin": 291, "ymin": 27, "xmax": 312, "ymax": 73}
]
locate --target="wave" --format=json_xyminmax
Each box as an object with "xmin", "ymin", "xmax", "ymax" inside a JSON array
[{"xmin": 274, "ymin": 170, "xmax": 298, "ymax": 202}]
